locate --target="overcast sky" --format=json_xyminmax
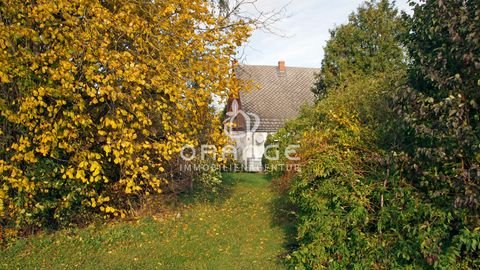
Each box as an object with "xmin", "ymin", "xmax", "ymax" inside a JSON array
[{"xmin": 240, "ymin": 0, "xmax": 414, "ymax": 68}]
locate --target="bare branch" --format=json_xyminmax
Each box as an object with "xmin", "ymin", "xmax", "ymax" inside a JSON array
[{"xmin": 209, "ymin": 0, "xmax": 290, "ymax": 35}]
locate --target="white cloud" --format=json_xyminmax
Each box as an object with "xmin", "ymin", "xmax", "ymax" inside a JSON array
[{"xmin": 240, "ymin": 0, "xmax": 414, "ymax": 68}]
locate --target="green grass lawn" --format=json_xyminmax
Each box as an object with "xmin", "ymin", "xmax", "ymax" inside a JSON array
[{"xmin": 1, "ymin": 173, "xmax": 293, "ymax": 269}]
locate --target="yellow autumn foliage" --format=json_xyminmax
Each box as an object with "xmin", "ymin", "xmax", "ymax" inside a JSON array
[{"xmin": 0, "ymin": 0, "xmax": 250, "ymax": 228}]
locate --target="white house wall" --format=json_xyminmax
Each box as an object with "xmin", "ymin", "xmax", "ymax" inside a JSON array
[{"xmin": 232, "ymin": 132, "xmax": 269, "ymax": 172}]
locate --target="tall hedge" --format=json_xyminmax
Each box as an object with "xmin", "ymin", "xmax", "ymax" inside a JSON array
[
  {"xmin": 397, "ymin": 0, "xmax": 479, "ymax": 215},
  {"xmin": 268, "ymin": 0, "xmax": 480, "ymax": 268},
  {"xmin": 392, "ymin": 0, "xmax": 480, "ymax": 267}
]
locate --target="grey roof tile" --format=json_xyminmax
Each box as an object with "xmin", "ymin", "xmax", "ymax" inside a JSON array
[{"xmin": 236, "ymin": 65, "xmax": 319, "ymax": 132}]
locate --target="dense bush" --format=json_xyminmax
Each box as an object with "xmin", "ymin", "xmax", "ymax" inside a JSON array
[
  {"xmin": 391, "ymin": 0, "xmax": 480, "ymax": 267},
  {"xmin": 282, "ymin": 74, "xmax": 410, "ymax": 268},
  {"xmin": 397, "ymin": 0, "xmax": 479, "ymax": 222},
  {"xmin": 0, "ymin": 0, "xmax": 250, "ymax": 233},
  {"xmin": 267, "ymin": 0, "xmax": 480, "ymax": 268}
]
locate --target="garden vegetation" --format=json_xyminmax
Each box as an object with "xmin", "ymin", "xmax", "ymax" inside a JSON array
[
  {"xmin": 0, "ymin": 0, "xmax": 250, "ymax": 237},
  {"xmin": 266, "ymin": 0, "xmax": 480, "ymax": 268}
]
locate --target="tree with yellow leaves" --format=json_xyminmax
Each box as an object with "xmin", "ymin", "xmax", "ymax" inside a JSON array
[{"xmin": 0, "ymin": 0, "xmax": 251, "ymax": 230}]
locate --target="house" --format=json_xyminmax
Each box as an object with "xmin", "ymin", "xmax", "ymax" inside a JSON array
[{"xmin": 225, "ymin": 61, "xmax": 320, "ymax": 172}]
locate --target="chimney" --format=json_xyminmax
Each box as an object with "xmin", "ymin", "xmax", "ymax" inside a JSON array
[{"xmin": 277, "ymin": 60, "xmax": 286, "ymax": 76}]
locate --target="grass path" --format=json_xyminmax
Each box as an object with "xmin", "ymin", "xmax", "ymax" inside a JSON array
[{"xmin": 1, "ymin": 173, "xmax": 292, "ymax": 269}]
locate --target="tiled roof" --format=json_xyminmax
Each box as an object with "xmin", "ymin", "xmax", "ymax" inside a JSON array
[{"xmin": 237, "ymin": 65, "xmax": 320, "ymax": 132}]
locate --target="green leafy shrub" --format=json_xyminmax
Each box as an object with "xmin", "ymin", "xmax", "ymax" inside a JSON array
[
  {"xmin": 396, "ymin": 0, "xmax": 479, "ymax": 220},
  {"xmin": 390, "ymin": 0, "xmax": 480, "ymax": 266},
  {"xmin": 268, "ymin": 0, "xmax": 480, "ymax": 268},
  {"xmin": 284, "ymin": 74, "xmax": 408, "ymax": 268}
]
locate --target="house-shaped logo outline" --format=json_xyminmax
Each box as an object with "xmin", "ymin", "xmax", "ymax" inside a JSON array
[{"xmin": 224, "ymin": 99, "xmax": 260, "ymax": 139}]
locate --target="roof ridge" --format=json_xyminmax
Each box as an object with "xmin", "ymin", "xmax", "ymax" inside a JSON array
[{"xmin": 239, "ymin": 64, "xmax": 320, "ymax": 70}]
